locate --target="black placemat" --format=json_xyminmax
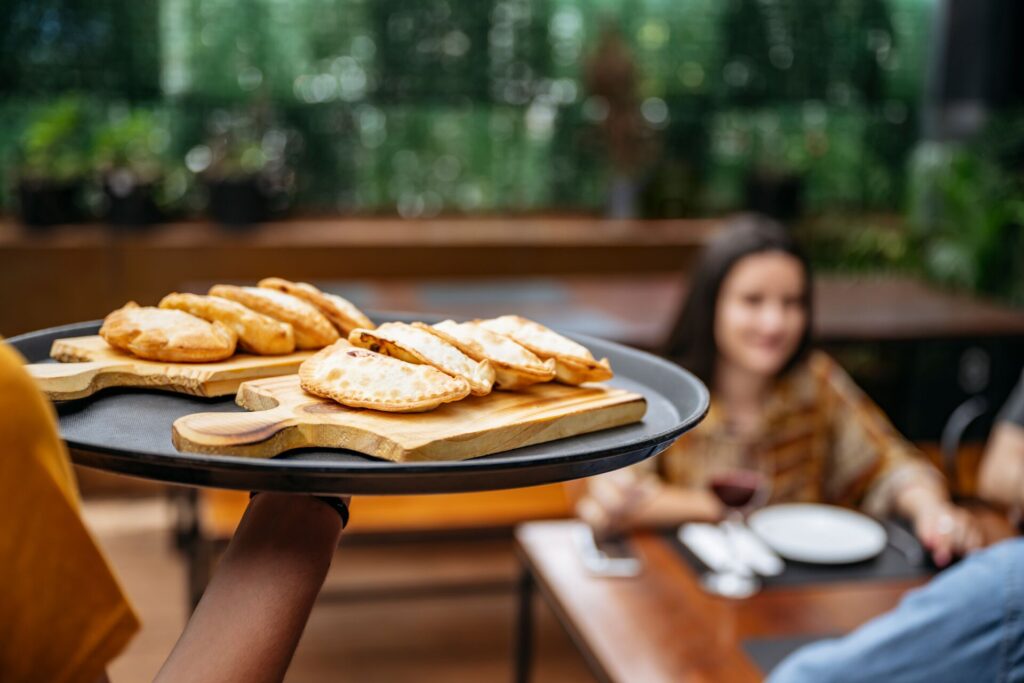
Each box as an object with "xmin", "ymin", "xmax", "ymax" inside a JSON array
[
  {"xmin": 664, "ymin": 520, "xmax": 936, "ymax": 588},
  {"xmin": 742, "ymin": 634, "xmax": 835, "ymax": 673}
]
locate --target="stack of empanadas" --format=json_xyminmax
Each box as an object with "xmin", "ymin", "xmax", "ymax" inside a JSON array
[
  {"xmin": 299, "ymin": 315, "xmax": 614, "ymax": 413},
  {"xmin": 477, "ymin": 315, "xmax": 613, "ymax": 385},
  {"xmin": 258, "ymin": 277, "xmax": 374, "ymax": 335},
  {"xmin": 350, "ymin": 322, "xmax": 496, "ymax": 396},
  {"xmin": 207, "ymin": 285, "xmax": 339, "ymax": 350},
  {"xmin": 424, "ymin": 320, "xmax": 555, "ymax": 390},
  {"xmin": 97, "ymin": 277, "xmax": 614, "ymax": 412},
  {"xmin": 98, "ymin": 279, "xmax": 373, "ymax": 363},
  {"xmin": 158, "ymin": 292, "xmax": 295, "ymax": 355}
]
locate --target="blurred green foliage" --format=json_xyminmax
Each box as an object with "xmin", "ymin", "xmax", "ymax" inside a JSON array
[
  {"xmin": 797, "ymin": 213, "xmax": 917, "ymax": 274},
  {"xmin": 908, "ymin": 121, "xmax": 1024, "ymax": 304},
  {"xmin": 93, "ymin": 109, "xmax": 169, "ymax": 177},
  {"xmin": 93, "ymin": 108, "xmax": 196, "ymax": 212},
  {"xmin": 15, "ymin": 97, "xmax": 93, "ymax": 182},
  {"xmin": 0, "ymin": 0, "xmax": 936, "ymax": 216},
  {"xmin": 797, "ymin": 114, "xmax": 1024, "ymax": 304}
]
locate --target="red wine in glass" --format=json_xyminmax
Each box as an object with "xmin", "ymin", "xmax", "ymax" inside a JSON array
[{"xmin": 709, "ymin": 470, "xmax": 763, "ymax": 509}]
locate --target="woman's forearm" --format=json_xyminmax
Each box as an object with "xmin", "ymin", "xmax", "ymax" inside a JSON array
[
  {"xmin": 977, "ymin": 422, "xmax": 1024, "ymax": 507},
  {"xmin": 154, "ymin": 493, "xmax": 343, "ymax": 683},
  {"xmin": 578, "ymin": 475, "xmax": 722, "ymax": 534},
  {"xmin": 892, "ymin": 477, "xmax": 949, "ymax": 521},
  {"xmin": 628, "ymin": 485, "xmax": 723, "ymax": 528}
]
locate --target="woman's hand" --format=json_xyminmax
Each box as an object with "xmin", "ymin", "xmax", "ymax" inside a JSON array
[
  {"xmin": 576, "ymin": 471, "xmax": 723, "ymax": 538},
  {"xmin": 911, "ymin": 500, "xmax": 984, "ymax": 568},
  {"xmin": 576, "ymin": 473, "xmax": 647, "ymax": 538},
  {"xmin": 895, "ymin": 481, "xmax": 984, "ymax": 567}
]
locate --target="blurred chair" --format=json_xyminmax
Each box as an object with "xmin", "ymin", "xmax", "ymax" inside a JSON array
[
  {"xmin": 935, "ymin": 345, "xmax": 1001, "ymax": 498},
  {"xmin": 941, "ymin": 395, "xmax": 989, "ymax": 493}
]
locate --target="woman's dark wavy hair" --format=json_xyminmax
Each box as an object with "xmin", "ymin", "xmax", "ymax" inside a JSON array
[{"xmin": 665, "ymin": 213, "xmax": 813, "ymax": 389}]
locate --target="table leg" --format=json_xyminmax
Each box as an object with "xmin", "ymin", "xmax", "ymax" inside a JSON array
[
  {"xmin": 514, "ymin": 565, "xmax": 535, "ymax": 683},
  {"xmin": 170, "ymin": 487, "xmax": 198, "ymax": 552},
  {"xmin": 171, "ymin": 487, "xmax": 214, "ymax": 612}
]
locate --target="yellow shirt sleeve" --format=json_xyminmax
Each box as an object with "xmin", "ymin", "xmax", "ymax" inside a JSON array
[{"xmin": 0, "ymin": 341, "xmax": 140, "ymax": 683}]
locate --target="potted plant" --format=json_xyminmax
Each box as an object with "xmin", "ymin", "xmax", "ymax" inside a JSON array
[
  {"xmin": 743, "ymin": 122, "xmax": 806, "ymax": 223},
  {"xmin": 196, "ymin": 113, "xmax": 296, "ymax": 229},
  {"xmin": 744, "ymin": 166, "xmax": 804, "ymax": 222},
  {"xmin": 13, "ymin": 98, "xmax": 91, "ymax": 228},
  {"xmin": 93, "ymin": 109, "xmax": 173, "ymax": 228},
  {"xmin": 909, "ymin": 140, "xmax": 1024, "ymax": 304}
]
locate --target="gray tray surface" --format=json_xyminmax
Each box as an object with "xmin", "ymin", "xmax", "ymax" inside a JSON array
[{"xmin": 10, "ymin": 314, "xmax": 708, "ymax": 494}]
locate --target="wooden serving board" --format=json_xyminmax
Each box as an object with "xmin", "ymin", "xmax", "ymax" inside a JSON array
[
  {"xmin": 172, "ymin": 375, "xmax": 647, "ymax": 463},
  {"xmin": 26, "ymin": 335, "xmax": 315, "ymax": 401}
]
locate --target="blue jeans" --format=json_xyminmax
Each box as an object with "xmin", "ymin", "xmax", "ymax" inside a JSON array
[{"xmin": 770, "ymin": 538, "xmax": 1024, "ymax": 683}]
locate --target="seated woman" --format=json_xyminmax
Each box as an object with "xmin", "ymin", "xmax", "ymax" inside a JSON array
[
  {"xmin": 576, "ymin": 214, "xmax": 980, "ymax": 566},
  {"xmin": 769, "ymin": 371, "xmax": 1024, "ymax": 683}
]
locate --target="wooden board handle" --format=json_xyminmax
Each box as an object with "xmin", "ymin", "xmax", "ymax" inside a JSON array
[
  {"xmin": 26, "ymin": 360, "xmax": 135, "ymax": 401},
  {"xmin": 172, "ymin": 406, "xmax": 303, "ymax": 458}
]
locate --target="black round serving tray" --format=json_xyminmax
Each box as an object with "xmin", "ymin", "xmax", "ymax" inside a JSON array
[{"xmin": 9, "ymin": 314, "xmax": 708, "ymax": 494}]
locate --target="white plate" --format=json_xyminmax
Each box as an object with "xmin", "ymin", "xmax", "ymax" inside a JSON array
[{"xmin": 747, "ymin": 504, "xmax": 887, "ymax": 564}]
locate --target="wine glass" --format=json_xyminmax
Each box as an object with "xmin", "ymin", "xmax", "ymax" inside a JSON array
[{"xmin": 699, "ymin": 446, "xmax": 773, "ymax": 598}]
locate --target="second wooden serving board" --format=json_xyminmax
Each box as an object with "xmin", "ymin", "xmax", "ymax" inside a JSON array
[
  {"xmin": 172, "ymin": 375, "xmax": 647, "ymax": 463},
  {"xmin": 26, "ymin": 335, "xmax": 315, "ymax": 401}
]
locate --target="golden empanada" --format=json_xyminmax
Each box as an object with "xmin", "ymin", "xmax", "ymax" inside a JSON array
[
  {"xmin": 424, "ymin": 320, "xmax": 556, "ymax": 390},
  {"xmin": 209, "ymin": 285, "xmax": 339, "ymax": 350},
  {"xmin": 477, "ymin": 315, "xmax": 613, "ymax": 385},
  {"xmin": 348, "ymin": 322, "xmax": 495, "ymax": 396},
  {"xmin": 159, "ymin": 292, "xmax": 295, "ymax": 355},
  {"xmin": 299, "ymin": 340, "xmax": 470, "ymax": 412},
  {"xmin": 258, "ymin": 277, "xmax": 375, "ymax": 335},
  {"xmin": 100, "ymin": 302, "xmax": 237, "ymax": 362}
]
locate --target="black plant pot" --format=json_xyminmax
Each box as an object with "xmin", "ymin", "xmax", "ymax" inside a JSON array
[
  {"xmin": 16, "ymin": 179, "xmax": 86, "ymax": 228},
  {"xmin": 103, "ymin": 176, "xmax": 162, "ymax": 228},
  {"xmin": 744, "ymin": 171, "xmax": 804, "ymax": 223},
  {"xmin": 205, "ymin": 177, "xmax": 271, "ymax": 229}
]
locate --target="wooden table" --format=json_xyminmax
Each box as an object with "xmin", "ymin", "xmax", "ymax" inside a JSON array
[
  {"xmin": 0, "ymin": 217, "xmax": 717, "ymax": 337},
  {"xmin": 211, "ymin": 273, "xmax": 1024, "ymax": 351},
  {"xmin": 808, "ymin": 276, "xmax": 1024, "ymax": 343},
  {"xmin": 513, "ymin": 517, "xmax": 1015, "ymax": 683}
]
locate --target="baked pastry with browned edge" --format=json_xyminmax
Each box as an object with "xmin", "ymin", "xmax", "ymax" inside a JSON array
[
  {"xmin": 299, "ymin": 340, "xmax": 470, "ymax": 412},
  {"xmin": 99, "ymin": 302, "xmax": 237, "ymax": 362},
  {"xmin": 159, "ymin": 292, "xmax": 295, "ymax": 355},
  {"xmin": 349, "ymin": 322, "xmax": 495, "ymax": 396},
  {"xmin": 209, "ymin": 285, "xmax": 339, "ymax": 350},
  {"xmin": 423, "ymin": 320, "xmax": 556, "ymax": 390},
  {"xmin": 477, "ymin": 315, "xmax": 613, "ymax": 385},
  {"xmin": 258, "ymin": 277, "xmax": 375, "ymax": 335}
]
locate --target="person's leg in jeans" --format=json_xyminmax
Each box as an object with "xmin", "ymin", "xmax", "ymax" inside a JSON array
[{"xmin": 769, "ymin": 538, "xmax": 1024, "ymax": 683}]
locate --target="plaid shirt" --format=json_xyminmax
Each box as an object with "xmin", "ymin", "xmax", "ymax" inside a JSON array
[{"xmin": 651, "ymin": 351, "xmax": 940, "ymax": 517}]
